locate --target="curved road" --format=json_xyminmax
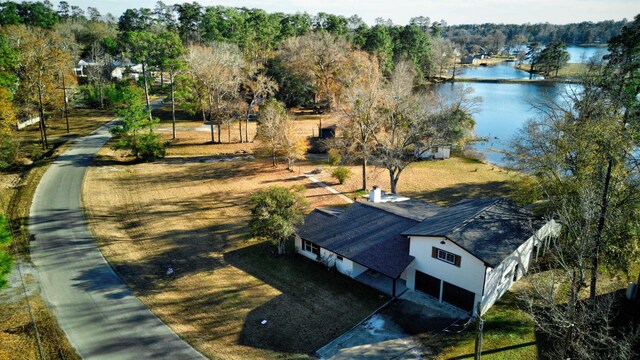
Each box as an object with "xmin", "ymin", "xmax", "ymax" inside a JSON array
[{"xmin": 30, "ymin": 120, "xmax": 205, "ymax": 359}]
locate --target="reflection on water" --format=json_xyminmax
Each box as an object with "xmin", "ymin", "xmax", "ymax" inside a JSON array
[
  {"xmin": 567, "ymin": 45, "xmax": 608, "ymax": 63},
  {"xmin": 437, "ymin": 82, "xmax": 579, "ymax": 166}
]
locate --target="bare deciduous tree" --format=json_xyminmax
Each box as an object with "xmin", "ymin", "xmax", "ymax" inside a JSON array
[
  {"xmin": 373, "ymin": 62, "xmax": 478, "ymax": 193},
  {"xmin": 185, "ymin": 43, "xmax": 244, "ymax": 143},
  {"xmin": 338, "ymin": 52, "xmax": 383, "ymax": 190},
  {"xmin": 243, "ymin": 72, "xmax": 278, "ymax": 143}
]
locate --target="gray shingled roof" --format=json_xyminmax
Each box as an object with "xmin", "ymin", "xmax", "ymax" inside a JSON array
[
  {"xmin": 362, "ymin": 199, "xmax": 443, "ymax": 221},
  {"xmin": 297, "ymin": 202, "xmax": 421, "ymax": 279},
  {"xmin": 403, "ymin": 198, "xmax": 540, "ymax": 267}
]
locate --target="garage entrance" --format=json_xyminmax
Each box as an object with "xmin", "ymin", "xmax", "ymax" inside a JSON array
[
  {"xmin": 442, "ymin": 281, "xmax": 475, "ymax": 312},
  {"xmin": 415, "ymin": 270, "xmax": 440, "ymax": 299}
]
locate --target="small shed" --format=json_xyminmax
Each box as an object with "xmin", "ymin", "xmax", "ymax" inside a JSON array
[{"xmin": 415, "ymin": 145, "xmax": 451, "ymax": 160}]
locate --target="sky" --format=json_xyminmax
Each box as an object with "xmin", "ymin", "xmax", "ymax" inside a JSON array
[{"xmin": 63, "ymin": 0, "xmax": 639, "ymax": 26}]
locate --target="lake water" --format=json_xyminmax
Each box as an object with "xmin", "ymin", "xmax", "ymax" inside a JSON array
[
  {"xmin": 444, "ymin": 46, "xmax": 603, "ymax": 166},
  {"xmin": 455, "ymin": 46, "xmax": 607, "ymax": 80},
  {"xmin": 437, "ymin": 81, "xmax": 578, "ymax": 166},
  {"xmin": 454, "ymin": 62, "xmax": 543, "ymax": 80},
  {"xmin": 567, "ymin": 45, "xmax": 608, "ymax": 63}
]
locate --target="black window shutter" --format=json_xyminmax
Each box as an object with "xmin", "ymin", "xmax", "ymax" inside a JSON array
[
  {"xmin": 454, "ymin": 255, "xmax": 461, "ymax": 267},
  {"xmin": 432, "ymin": 246, "xmax": 438, "ymax": 258}
]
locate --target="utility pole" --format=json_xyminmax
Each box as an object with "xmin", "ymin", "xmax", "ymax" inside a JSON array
[
  {"xmin": 60, "ymin": 72, "xmax": 70, "ymax": 133},
  {"xmin": 474, "ymin": 301, "xmax": 484, "ymax": 360}
]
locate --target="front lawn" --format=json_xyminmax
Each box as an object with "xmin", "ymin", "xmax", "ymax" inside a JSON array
[
  {"xmin": 83, "ymin": 114, "xmax": 523, "ymax": 358},
  {"xmin": 434, "ymin": 292, "xmax": 537, "ymax": 360},
  {"xmin": 83, "ymin": 156, "xmax": 385, "ymax": 358}
]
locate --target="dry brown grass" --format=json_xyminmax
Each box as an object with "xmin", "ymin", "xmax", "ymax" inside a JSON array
[
  {"xmin": 0, "ymin": 291, "xmax": 80, "ymax": 360},
  {"xmin": 82, "ymin": 106, "xmax": 520, "ymax": 358},
  {"xmin": 84, "ymin": 147, "xmax": 381, "ymax": 358},
  {"xmin": 16, "ymin": 108, "xmax": 114, "ymax": 159},
  {"xmin": 319, "ymin": 157, "xmax": 518, "ymax": 206}
]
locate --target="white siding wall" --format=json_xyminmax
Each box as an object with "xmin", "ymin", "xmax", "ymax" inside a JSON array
[
  {"xmin": 295, "ymin": 236, "xmax": 363, "ymax": 278},
  {"xmin": 407, "ymin": 236, "xmax": 486, "ymax": 307},
  {"xmin": 295, "ymin": 236, "xmax": 317, "ymax": 261},
  {"xmin": 480, "ymin": 220, "xmax": 561, "ymax": 315}
]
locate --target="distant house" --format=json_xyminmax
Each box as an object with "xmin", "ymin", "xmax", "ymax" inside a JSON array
[
  {"xmin": 73, "ymin": 59, "xmax": 91, "ymax": 77},
  {"xmin": 461, "ymin": 55, "xmax": 481, "ymax": 65},
  {"xmin": 415, "ymin": 145, "xmax": 451, "ymax": 160},
  {"xmin": 296, "ymin": 188, "xmax": 559, "ymax": 315}
]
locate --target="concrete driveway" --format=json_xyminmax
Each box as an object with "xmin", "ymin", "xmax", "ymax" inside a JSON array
[
  {"xmin": 316, "ymin": 291, "xmax": 467, "ymax": 359},
  {"xmin": 30, "ymin": 115, "xmax": 205, "ymax": 359}
]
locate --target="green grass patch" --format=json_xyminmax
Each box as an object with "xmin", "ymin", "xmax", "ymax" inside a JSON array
[{"xmin": 430, "ymin": 292, "xmax": 537, "ymax": 360}]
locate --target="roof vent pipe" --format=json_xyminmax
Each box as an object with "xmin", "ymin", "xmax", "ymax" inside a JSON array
[{"xmin": 370, "ymin": 186, "xmax": 382, "ymax": 203}]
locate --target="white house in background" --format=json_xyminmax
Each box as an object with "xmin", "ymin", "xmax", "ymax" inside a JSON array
[
  {"xmin": 296, "ymin": 188, "xmax": 559, "ymax": 315},
  {"xmin": 415, "ymin": 145, "xmax": 451, "ymax": 160}
]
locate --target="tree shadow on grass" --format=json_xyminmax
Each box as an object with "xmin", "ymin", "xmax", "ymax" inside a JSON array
[
  {"xmin": 405, "ymin": 180, "xmax": 516, "ymax": 206},
  {"xmin": 226, "ymin": 241, "xmax": 389, "ymax": 354}
]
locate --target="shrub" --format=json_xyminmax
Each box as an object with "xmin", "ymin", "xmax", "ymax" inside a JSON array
[
  {"xmin": 0, "ymin": 134, "xmax": 17, "ymax": 170},
  {"xmin": 135, "ymin": 133, "xmax": 168, "ymax": 162},
  {"xmin": 327, "ymin": 148, "xmax": 341, "ymax": 166},
  {"xmin": 332, "ymin": 166, "xmax": 352, "ymax": 184},
  {"xmin": 76, "ymin": 83, "xmax": 116, "ymax": 109},
  {"xmin": 0, "ymin": 215, "xmax": 13, "ymax": 289}
]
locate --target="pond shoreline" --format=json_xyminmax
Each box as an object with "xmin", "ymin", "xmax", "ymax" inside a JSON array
[{"xmin": 451, "ymin": 77, "xmax": 580, "ymax": 84}]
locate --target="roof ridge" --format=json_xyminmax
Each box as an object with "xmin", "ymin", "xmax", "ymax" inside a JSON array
[
  {"xmin": 359, "ymin": 201, "xmax": 424, "ymax": 222},
  {"xmin": 447, "ymin": 198, "xmax": 502, "ymax": 235}
]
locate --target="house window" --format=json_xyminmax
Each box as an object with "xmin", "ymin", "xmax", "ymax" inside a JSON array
[
  {"xmin": 302, "ymin": 240, "xmax": 320, "ymax": 256},
  {"xmin": 432, "ymin": 246, "xmax": 461, "ymax": 267}
]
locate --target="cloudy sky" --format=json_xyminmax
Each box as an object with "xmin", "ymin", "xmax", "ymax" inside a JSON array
[{"xmin": 66, "ymin": 0, "xmax": 638, "ymax": 25}]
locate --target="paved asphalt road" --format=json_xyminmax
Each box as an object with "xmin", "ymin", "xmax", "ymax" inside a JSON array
[{"xmin": 29, "ymin": 119, "xmax": 205, "ymax": 359}]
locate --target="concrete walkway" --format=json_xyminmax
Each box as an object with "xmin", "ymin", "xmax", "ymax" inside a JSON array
[
  {"xmin": 304, "ymin": 174, "xmax": 354, "ymax": 204},
  {"xmin": 30, "ymin": 119, "xmax": 205, "ymax": 359}
]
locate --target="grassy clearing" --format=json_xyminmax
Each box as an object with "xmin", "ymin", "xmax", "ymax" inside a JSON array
[
  {"xmin": 317, "ymin": 157, "xmax": 518, "ymax": 206},
  {"xmin": 514, "ymin": 63, "xmax": 589, "ymax": 80},
  {"xmin": 83, "ymin": 114, "xmax": 522, "ymax": 358},
  {"xmin": 84, "ymin": 149, "xmax": 382, "ymax": 358}
]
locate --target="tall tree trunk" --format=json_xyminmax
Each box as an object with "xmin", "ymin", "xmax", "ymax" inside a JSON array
[
  {"xmin": 62, "ymin": 72, "xmax": 70, "ymax": 133},
  {"xmin": 142, "ymin": 62, "xmax": 152, "ymax": 120},
  {"xmin": 216, "ymin": 97, "xmax": 221, "ymax": 144},
  {"xmin": 227, "ymin": 119, "xmax": 231, "ymax": 143},
  {"xmin": 37, "ymin": 85, "xmax": 48, "ymax": 150},
  {"xmin": 160, "ymin": 70, "xmax": 164, "ymax": 88},
  {"xmin": 389, "ymin": 169, "xmax": 402, "ymax": 194},
  {"xmin": 590, "ymin": 157, "xmax": 613, "ymax": 301},
  {"xmin": 361, "ymin": 156, "xmax": 368, "ymax": 191},
  {"xmin": 208, "ymin": 95, "xmax": 215, "ymax": 143},
  {"xmin": 238, "ymin": 116, "xmax": 243, "ymax": 143},
  {"xmin": 245, "ymin": 99, "xmax": 253, "ymax": 143},
  {"xmin": 170, "ymin": 69, "xmax": 176, "ymax": 140},
  {"xmin": 272, "ymin": 148, "xmax": 276, "ymax": 166}
]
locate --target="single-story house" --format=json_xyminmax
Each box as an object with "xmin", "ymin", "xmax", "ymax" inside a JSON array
[{"xmin": 296, "ymin": 188, "xmax": 559, "ymax": 315}]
